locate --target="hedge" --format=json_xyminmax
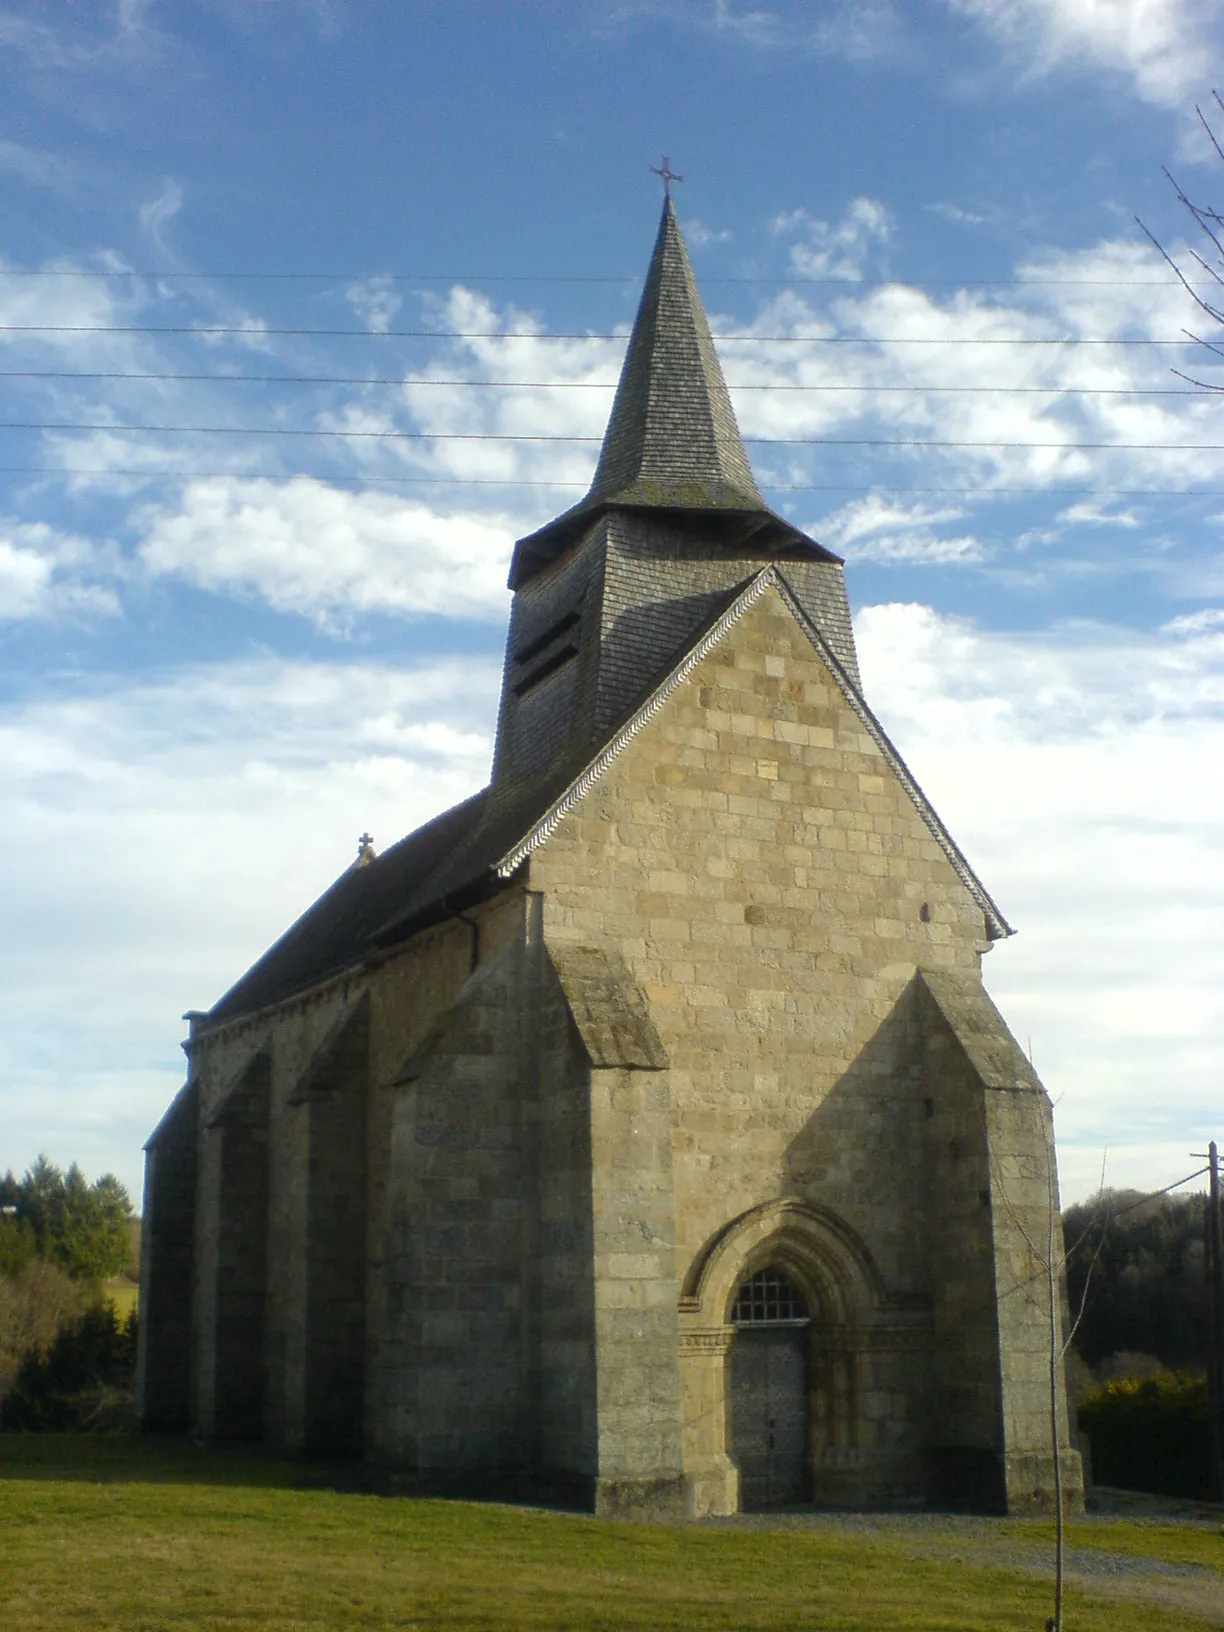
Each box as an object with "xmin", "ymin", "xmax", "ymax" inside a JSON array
[{"xmin": 1077, "ymin": 1371, "xmax": 1213, "ymax": 1500}]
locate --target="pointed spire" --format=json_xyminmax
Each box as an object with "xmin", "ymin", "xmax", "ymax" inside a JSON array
[
  {"xmin": 507, "ymin": 194, "xmax": 820, "ymax": 588},
  {"xmin": 586, "ymin": 197, "xmax": 763, "ymax": 512}
]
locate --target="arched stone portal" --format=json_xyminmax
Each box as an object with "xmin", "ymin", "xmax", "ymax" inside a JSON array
[{"xmin": 678, "ymin": 1199, "xmax": 897, "ymax": 1517}]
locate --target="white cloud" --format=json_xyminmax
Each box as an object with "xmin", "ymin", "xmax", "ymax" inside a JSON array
[
  {"xmin": 393, "ymin": 284, "xmax": 618, "ymax": 494},
  {"xmin": 139, "ymin": 178, "xmax": 184, "ymax": 258},
  {"xmin": 1058, "ymin": 499, "xmax": 1140, "ymax": 526},
  {"xmin": 680, "ymin": 217, "xmax": 733, "ymax": 249},
  {"xmin": 715, "ymin": 229, "xmax": 1224, "ymax": 517},
  {"xmin": 136, "ymin": 476, "xmax": 515, "ymax": 622},
  {"xmin": 0, "ymin": 140, "xmax": 78, "ymax": 193},
  {"xmin": 346, "ymin": 276, "xmax": 403, "ymax": 335},
  {"xmin": 925, "ymin": 200, "xmax": 994, "ymax": 227},
  {"xmin": 0, "ymin": 653, "xmax": 499, "ymax": 1199},
  {"xmin": 0, "ymin": 1, "xmax": 163, "ymax": 71},
  {"xmin": 815, "ymin": 492, "xmax": 985, "ymax": 563},
  {"xmin": 1163, "ymin": 605, "xmax": 1224, "ymax": 633},
  {"xmin": 771, "ymin": 198, "xmax": 892, "ymax": 280},
  {"xmin": 943, "ymin": 0, "xmax": 1221, "ymax": 107},
  {"xmin": 0, "ymin": 521, "xmax": 120, "ymax": 620},
  {"xmin": 699, "ymin": 0, "xmax": 908, "ymax": 61},
  {"xmin": 856, "ymin": 601, "xmax": 1224, "ymax": 1201}
]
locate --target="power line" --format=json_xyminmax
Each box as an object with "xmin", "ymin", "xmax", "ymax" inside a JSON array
[
  {"xmin": 7, "ymin": 422, "xmax": 1224, "ymax": 451},
  {"xmin": 0, "ymin": 269, "xmax": 1207, "ymax": 289},
  {"xmin": 0, "ymin": 370, "xmax": 1212, "ymax": 397},
  {"xmin": 0, "ymin": 324, "xmax": 1198, "ymax": 344},
  {"xmin": 7, "ymin": 466, "xmax": 1224, "ymax": 497}
]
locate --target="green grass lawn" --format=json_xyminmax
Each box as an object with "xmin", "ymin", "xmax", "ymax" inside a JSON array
[
  {"xmin": 1004, "ymin": 1516, "xmax": 1224, "ymax": 1572},
  {"xmin": 0, "ymin": 1436, "xmax": 1219, "ymax": 1632}
]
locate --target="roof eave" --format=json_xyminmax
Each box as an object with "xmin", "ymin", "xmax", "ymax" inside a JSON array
[{"xmin": 508, "ymin": 498, "xmax": 841, "ymax": 589}]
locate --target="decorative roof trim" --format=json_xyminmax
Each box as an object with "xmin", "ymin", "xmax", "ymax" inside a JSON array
[
  {"xmin": 495, "ymin": 565, "xmax": 1012, "ymax": 940},
  {"xmin": 496, "ymin": 568, "xmax": 777, "ymax": 876}
]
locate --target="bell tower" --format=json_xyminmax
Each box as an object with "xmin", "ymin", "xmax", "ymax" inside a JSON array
[{"xmin": 488, "ymin": 197, "xmax": 860, "ymax": 811}]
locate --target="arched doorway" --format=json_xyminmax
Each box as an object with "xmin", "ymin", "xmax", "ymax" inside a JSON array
[{"xmin": 729, "ymin": 1267, "xmax": 810, "ymax": 1509}]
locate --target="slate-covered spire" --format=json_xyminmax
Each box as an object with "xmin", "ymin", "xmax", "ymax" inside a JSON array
[
  {"xmin": 508, "ymin": 195, "xmax": 798, "ymax": 587},
  {"xmin": 586, "ymin": 195, "xmax": 764, "ymax": 512}
]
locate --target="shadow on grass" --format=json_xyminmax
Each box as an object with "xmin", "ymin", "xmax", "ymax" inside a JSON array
[{"xmin": 0, "ymin": 1431, "xmax": 359, "ymax": 1490}]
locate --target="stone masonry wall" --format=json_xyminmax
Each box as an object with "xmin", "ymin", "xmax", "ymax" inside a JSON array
[
  {"xmin": 380, "ymin": 940, "xmax": 531, "ymax": 1478},
  {"xmin": 297, "ymin": 1002, "xmax": 369, "ymax": 1456},
  {"xmin": 527, "ymin": 581, "xmax": 1037, "ymax": 1505},
  {"xmin": 191, "ymin": 1050, "xmax": 270, "ymax": 1441},
  {"xmin": 532, "ymin": 942, "xmax": 599, "ymax": 1490},
  {"xmin": 917, "ymin": 980, "xmax": 1009, "ymax": 1508},
  {"xmin": 137, "ymin": 1083, "xmax": 198, "ymax": 1432},
  {"xmin": 366, "ymin": 890, "xmax": 528, "ymax": 1464},
  {"xmin": 177, "ymin": 888, "xmax": 525, "ymax": 1458}
]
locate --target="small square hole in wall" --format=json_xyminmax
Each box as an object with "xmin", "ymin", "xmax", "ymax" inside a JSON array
[{"xmin": 920, "ymin": 902, "xmax": 931, "ymax": 923}]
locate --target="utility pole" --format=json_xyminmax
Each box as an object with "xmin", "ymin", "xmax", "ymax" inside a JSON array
[{"xmin": 1207, "ymin": 1141, "xmax": 1224, "ymax": 1504}]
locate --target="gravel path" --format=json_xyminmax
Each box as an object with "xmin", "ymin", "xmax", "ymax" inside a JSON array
[{"xmin": 703, "ymin": 1498, "xmax": 1224, "ymax": 1625}]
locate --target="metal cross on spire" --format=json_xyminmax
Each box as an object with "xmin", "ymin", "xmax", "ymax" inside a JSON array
[{"xmin": 650, "ymin": 155, "xmax": 683, "ymax": 197}]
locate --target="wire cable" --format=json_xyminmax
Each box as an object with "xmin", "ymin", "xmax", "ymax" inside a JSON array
[
  {"xmin": 0, "ymin": 324, "xmax": 1197, "ymax": 344},
  {"xmin": 0, "ymin": 269, "xmax": 1206, "ymax": 288},
  {"xmin": 0, "ymin": 370, "xmax": 1212, "ymax": 396},
  {"xmin": 6, "ymin": 422, "xmax": 1224, "ymax": 450},
  {"xmin": 8, "ymin": 466, "xmax": 1224, "ymax": 496}
]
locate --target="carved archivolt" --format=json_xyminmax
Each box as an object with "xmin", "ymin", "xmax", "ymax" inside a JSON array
[{"xmin": 681, "ymin": 1197, "xmax": 895, "ymax": 1329}]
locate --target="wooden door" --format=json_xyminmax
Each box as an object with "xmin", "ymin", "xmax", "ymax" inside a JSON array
[{"xmin": 730, "ymin": 1325, "xmax": 808, "ymax": 1509}]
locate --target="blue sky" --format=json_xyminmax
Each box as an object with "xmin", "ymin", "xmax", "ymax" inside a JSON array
[{"xmin": 1, "ymin": 0, "xmax": 1222, "ymax": 1205}]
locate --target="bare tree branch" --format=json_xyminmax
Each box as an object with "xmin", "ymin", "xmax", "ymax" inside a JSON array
[{"xmin": 1142, "ymin": 93, "xmax": 1224, "ymax": 390}]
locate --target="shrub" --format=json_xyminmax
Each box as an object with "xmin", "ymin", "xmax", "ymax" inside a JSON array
[
  {"xmin": 1077, "ymin": 1371, "xmax": 1212, "ymax": 1500},
  {"xmin": 0, "ymin": 1302, "xmax": 137, "ymax": 1432},
  {"xmin": 0, "ymin": 1261, "xmax": 85, "ymax": 1401}
]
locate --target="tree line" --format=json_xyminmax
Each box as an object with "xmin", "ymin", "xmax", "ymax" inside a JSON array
[
  {"xmin": 0, "ymin": 1158, "xmax": 136, "ymax": 1427},
  {"xmin": 1063, "ymin": 1189, "xmax": 1209, "ymax": 1373}
]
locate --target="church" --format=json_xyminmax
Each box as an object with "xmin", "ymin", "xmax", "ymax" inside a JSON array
[{"xmin": 138, "ymin": 196, "xmax": 1082, "ymax": 1519}]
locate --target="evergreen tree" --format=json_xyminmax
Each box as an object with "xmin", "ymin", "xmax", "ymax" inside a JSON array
[
  {"xmin": 1063, "ymin": 1191, "xmax": 1209, "ymax": 1370},
  {"xmin": 0, "ymin": 1158, "xmax": 132, "ymax": 1284}
]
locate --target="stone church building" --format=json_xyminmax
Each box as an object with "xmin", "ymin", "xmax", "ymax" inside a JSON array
[{"xmin": 139, "ymin": 198, "xmax": 1082, "ymax": 1519}]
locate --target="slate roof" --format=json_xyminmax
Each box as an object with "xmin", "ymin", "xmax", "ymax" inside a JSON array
[
  {"xmin": 508, "ymin": 197, "xmax": 830, "ymax": 588},
  {"xmin": 588, "ymin": 194, "xmax": 762, "ymax": 511},
  {"xmin": 206, "ymin": 791, "xmax": 486, "ymax": 1024}
]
